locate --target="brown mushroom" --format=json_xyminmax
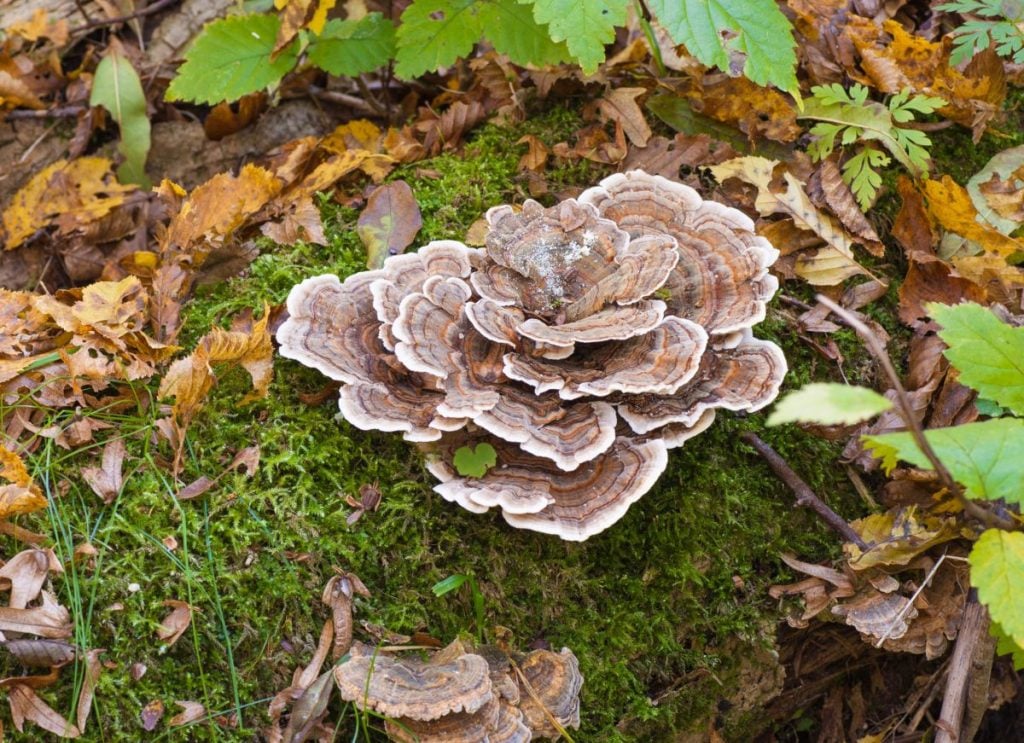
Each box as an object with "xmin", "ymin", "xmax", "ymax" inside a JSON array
[
  {"xmin": 279, "ymin": 170, "xmax": 786, "ymax": 540},
  {"xmin": 333, "ymin": 643, "xmax": 493, "ymax": 721},
  {"xmin": 515, "ymin": 648, "xmax": 583, "ymax": 739}
]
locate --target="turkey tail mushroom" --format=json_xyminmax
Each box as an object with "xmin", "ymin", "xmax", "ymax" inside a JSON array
[{"xmin": 278, "ymin": 170, "xmax": 786, "ymax": 540}]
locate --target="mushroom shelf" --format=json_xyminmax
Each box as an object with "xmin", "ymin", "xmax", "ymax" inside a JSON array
[{"xmin": 277, "ymin": 170, "xmax": 786, "ymax": 541}]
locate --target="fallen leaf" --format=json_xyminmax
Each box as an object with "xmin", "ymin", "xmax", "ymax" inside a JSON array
[
  {"xmin": 2, "ymin": 639, "xmax": 77, "ymax": 667},
  {"xmin": 9, "ymin": 684, "xmax": 80, "ymax": 737},
  {"xmin": 81, "ymin": 438, "xmax": 126, "ymax": 504},
  {"xmin": 204, "ymin": 93, "xmax": 267, "ymax": 140},
  {"xmin": 76, "ymin": 649, "xmax": 105, "ymax": 732},
  {"xmin": 1, "ymin": 158, "xmax": 136, "ymax": 250},
  {"xmin": 0, "ymin": 446, "xmax": 47, "ymax": 519},
  {"xmin": 156, "ymin": 600, "xmax": 195, "ymax": 646},
  {"xmin": 168, "ymin": 700, "xmax": 205, "ymax": 726},
  {"xmin": 356, "ymin": 181, "xmax": 423, "ymax": 270},
  {"xmin": 175, "ymin": 476, "xmax": 215, "ymax": 501},
  {"xmin": 967, "ymin": 145, "xmax": 1024, "ymax": 235},
  {"xmin": 597, "ymin": 88, "xmax": 652, "ymax": 147},
  {"xmin": 140, "ymin": 699, "xmax": 165, "ymax": 731},
  {"xmin": 922, "ymin": 176, "xmax": 1024, "ymax": 259},
  {"xmin": 710, "ymin": 156, "xmax": 874, "ymax": 285},
  {"xmin": 845, "ymin": 509, "xmax": 962, "ymax": 570},
  {"xmin": 810, "ymin": 159, "xmax": 884, "ymax": 256},
  {"xmin": 0, "ymin": 549, "xmax": 51, "ymax": 609},
  {"xmin": 517, "ymin": 134, "xmax": 550, "ymax": 173}
]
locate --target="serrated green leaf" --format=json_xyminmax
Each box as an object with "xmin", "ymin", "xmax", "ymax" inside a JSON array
[
  {"xmin": 165, "ymin": 14, "xmax": 298, "ymax": 104},
  {"xmin": 480, "ymin": 0, "xmax": 569, "ymax": 67},
  {"xmin": 992, "ymin": 620, "xmax": 1024, "ymax": 670},
  {"xmin": 90, "ymin": 41, "xmax": 151, "ymax": 187},
  {"xmin": 863, "ymin": 419, "xmax": 1024, "ymax": 504},
  {"xmin": 526, "ymin": 0, "xmax": 627, "ymax": 74},
  {"xmin": 307, "ymin": 14, "xmax": 396, "ymax": 76},
  {"xmin": 929, "ymin": 302, "xmax": 1024, "ymax": 416},
  {"xmin": 970, "ymin": 529, "xmax": 1024, "ymax": 649},
  {"xmin": 453, "ymin": 443, "xmax": 497, "ymax": 478},
  {"xmin": 394, "ymin": 0, "xmax": 481, "ymax": 80},
  {"xmin": 647, "ymin": 0, "xmax": 798, "ymax": 95},
  {"xmin": 767, "ymin": 383, "xmax": 892, "ymax": 426}
]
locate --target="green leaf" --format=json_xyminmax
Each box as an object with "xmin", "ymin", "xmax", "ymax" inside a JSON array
[
  {"xmin": 480, "ymin": 0, "xmax": 569, "ymax": 67},
  {"xmin": 800, "ymin": 84, "xmax": 941, "ymax": 179},
  {"xmin": 992, "ymin": 620, "xmax": 1024, "ymax": 670},
  {"xmin": 527, "ymin": 0, "xmax": 628, "ymax": 74},
  {"xmin": 90, "ymin": 41, "xmax": 151, "ymax": 187},
  {"xmin": 862, "ymin": 418, "xmax": 1024, "ymax": 504},
  {"xmin": 842, "ymin": 147, "xmax": 888, "ymax": 210},
  {"xmin": 453, "ymin": 443, "xmax": 497, "ymax": 478},
  {"xmin": 647, "ymin": 0, "xmax": 798, "ymax": 96},
  {"xmin": 767, "ymin": 383, "xmax": 892, "ymax": 426},
  {"xmin": 970, "ymin": 529, "xmax": 1024, "ymax": 649},
  {"xmin": 432, "ymin": 573, "xmax": 469, "ymax": 596},
  {"xmin": 165, "ymin": 14, "xmax": 299, "ymax": 104},
  {"xmin": 929, "ymin": 302, "xmax": 1024, "ymax": 416},
  {"xmin": 394, "ymin": 0, "xmax": 481, "ymax": 80},
  {"xmin": 307, "ymin": 14, "xmax": 396, "ymax": 76}
]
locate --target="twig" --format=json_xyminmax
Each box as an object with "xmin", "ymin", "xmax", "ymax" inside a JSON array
[
  {"xmin": 935, "ymin": 592, "xmax": 989, "ymax": 743},
  {"xmin": 306, "ymin": 86, "xmax": 377, "ymax": 114},
  {"xmin": 815, "ymin": 295, "xmax": 1013, "ymax": 530},
  {"xmin": 71, "ymin": 0, "xmax": 179, "ymax": 32},
  {"xmin": 741, "ymin": 431, "xmax": 868, "ymax": 549},
  {"xmin": 4, "ymin": 106, "xmax": 85, "ymax": 121},
  {"xmin": 876, "ymin": 550, "xmax": 947, "ymax": 648}
]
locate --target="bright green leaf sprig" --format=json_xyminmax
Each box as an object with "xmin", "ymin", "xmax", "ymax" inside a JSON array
[
  {"xmin": 937, "ymin": 0, "xmax": 1024, "ymax": 66},
  {"xmin": 452, "ymin": 443, "xmax": 497, "ymax": 478},
  {"xmin": 767, "ymin": 383, "xmax": 893, "ymax": 427},
  {"xmin": 800, "ymin": 84, "xmax": 946, "ymax": 210},
  {"xmin": 646, "ymin": 0, "xmax": 799, "ymax": 97}
]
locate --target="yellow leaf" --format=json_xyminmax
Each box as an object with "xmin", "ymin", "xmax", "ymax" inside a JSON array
[
  {"xmin": 710, "ymin": 156, "xmax": 874, "ymax": 285},
  {"xmin": 1, "ymin": 158, "xmax": 136, "ymax": 250},
  {"xmin": 923, "ymin": 176, "xmax": 1024, "ymax": 259},
  {"xmin": 164, "ymin": 164, "xmax": 281, "ymax": 256},
  {"xmin": 320, "ymin": 120, "xmax": 384, "ymax": 154},
  {"xmin": 0, "ymin": 447, "xmax": 47, "ymax": 520},
  {"xmin": 844, "ymin": 508, "xmax": 961, "ymax": 570}
]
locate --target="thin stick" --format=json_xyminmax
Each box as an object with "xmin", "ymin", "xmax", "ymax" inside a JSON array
[
  {"xmin": 815, "ymin": 295, "xmax": 1011, "ymax": 530},
  {"xmin": 935, "ymin": 592, "xmax": 989, "ymax": 743},
  {"xmin": 4, "ymin": 106, "xmax": 85, "ymax": 121},
  {"xmin": 71, "ymin": 0, "xmax": 179, "ymax": 32},
  {"xmin": 741, "ymin": 431, "xmax": 868, "ymax": 549}
]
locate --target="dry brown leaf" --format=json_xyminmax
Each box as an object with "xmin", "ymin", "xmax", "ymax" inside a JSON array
[
  {"xmin": 1, "ymin": 158, "xmax": 136, "ymax": 250},
  {"xmin": 76, "ymin": 649, "xmax": 104, "ymax": 732},
  {"xmin": 357, "ymin": 181, "xmax": 423, "ymax": 270},
  {"xmin": 9, "ymin": 684, "xmax": 80, "ymax": 737},
  {"xmin": 260, "ymin": 196, "xmax": 326, "ymax": 246},
  {"xmin": 0, "ymin": 590, "xmax": 73, "ymax": 638},
  {"xmin": 689, "ymin": 74, "xmax": 801, "ymax": 143},
  {"xmin": 204, "ymin": 93, "xmax": 267, "ymax": 141},
  {"xmin": 322, "ymin": 571, "xmax": 370, "ymax": 660},
  {"xmin": 7, "ymin": 9, "xmax": 69, "ymax": 45},
  {"xmin": 175, "ymin": 476, "xmax": 216, "ymax": 501},
  {"xmin": 892, "ymin": 176, "xmax": 936, "ymax": 256},
  {"xmin": 0, "ymin": 446, "xmax": 47, "ymax": 519},
  {"xmin": 0, "ymin": 548, "xmax": 52, "ymax": 609},
  {"xmin": 622, "ymin": 133, "xmax": 734, "ymax": 179},
  {"xmin": 978, "ymin": 165, "xmax": 1024, "ymax": 222},
  {"xmin": 320, "ymin": 120, "xmax": 384, "ymax": 155},
  {"xmin": 710, "ymin": 156, "xmax": 873, "ymax": 285},
  {"xmin": 156, "ymin": 600, "xmax": 195, "ymax": 646},
  {"xmin": 597, "ymin": 88, "xmax": 652, "ymax": 147},
  {"xmin": 923, "ymin": 176, "xmax": 1024, "ymax": 259},
  {"xmin": 168, "ymin": 700, "xmax": 206, "ymax": 726},
  {"xmin": 81, "ymin": 438, "xmax": 126, "ymax": 504},
  {"xmin": 844, "ymin": 509, "xmax": 962, "ymax": 571},
  {"xmin": 898, "ymin": 258, "xmax": 987, "ymax": 326},
  {"xmin": 517, "ymin": 135, "xmax": 550, "ymax": 173},
  {"xmin": 811, "ymin": 159, "xmax": 884, "ymax": 256},
  {"xmin": 3, "ymin": 639, "xmax": 76, "ymax": 667}
]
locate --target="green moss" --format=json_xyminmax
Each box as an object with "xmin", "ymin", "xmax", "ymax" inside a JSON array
[{"xmin": 4, "ymin": 105, "xmax": 867, "ymax": 741}]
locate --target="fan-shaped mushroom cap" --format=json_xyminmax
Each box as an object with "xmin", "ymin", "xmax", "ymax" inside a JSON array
[
  {"xmin": 618, "ymin": 333, "xmax": 786, "ymax": 435},
  {"xmin": 431, "ymin": 436, "xmax": 668, "ymax": 541},
  {"xmin": 474, "ymin": 389, "xmax": 617, "ymax": 471},
  {"xmin": 334, "ymin": 644, "xmax": 493, "ymax": 721},
  {"xmin": 516, "ymin": 648, "xmax": 583, "ymax": 738},
  {"xmin": 503, "ymin": 317, "xmax": 708, "ymax": 400},
  {"xmin": 579, "ymin": 170, "xmax": 779, "ymax": 335}
]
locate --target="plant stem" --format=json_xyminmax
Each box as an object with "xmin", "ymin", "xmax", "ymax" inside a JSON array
[
  {"xmin": 815, "ymin": 295, "xmax": 1013, "ymax": 530},
  {"xmin": 741, "ymin": 431, "xmax": 867, "ymax": 549}
]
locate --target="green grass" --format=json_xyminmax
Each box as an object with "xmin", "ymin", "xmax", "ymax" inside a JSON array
[{"xmin": 2, "ymin": 105, "xmax": 869, "ymax": 741}]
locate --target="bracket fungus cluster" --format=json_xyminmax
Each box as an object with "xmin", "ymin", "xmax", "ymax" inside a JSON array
[
  {"xmin": 334, "ymin": 640, "xmax": 581, "ymax": 742},
  {"xmin": 278, "ymin": 171, "xmax": 786, "ymax": 540}
]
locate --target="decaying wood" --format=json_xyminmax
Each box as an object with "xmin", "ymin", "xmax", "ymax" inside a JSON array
[{"xmin": 935, "ymin": 593, "xmax": 991, "ymax": 743}]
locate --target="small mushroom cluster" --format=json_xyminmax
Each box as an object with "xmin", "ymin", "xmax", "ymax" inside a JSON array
[
  {"xmin": 278, "ymin": 171, "xmax": 785, "ymax": 540},
  {"xmin": 334, "ymin": 640, "xmax": 581, "ymax": 742}
]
